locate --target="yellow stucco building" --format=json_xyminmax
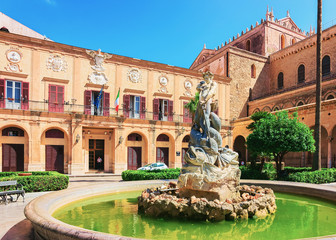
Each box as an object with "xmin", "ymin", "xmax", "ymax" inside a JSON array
[{"xmin": 0, "ymin": 20, "xmax": 231, "ymax": 174}]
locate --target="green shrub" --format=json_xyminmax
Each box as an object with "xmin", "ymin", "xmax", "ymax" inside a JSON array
[
  {"xmin": 240, "ymin": 163, "xmax": 276, "ymax": 180},
  {"xmin": 122, "ymin": 168, "xmax": 180, "ymax": 181},
  {"xmin": 0, "ymin": 172, "xmax": 17, "ymax": 177},
  {"xmin": 0, "ymin": 171, "xmax": 69, "ymax": 192},
  {"xmin": 284, "ymin": 167, "xmax": 313, "ymax": 174},
  {"xmin": 288, "ymin": 168, "xmax": 336, "ymax": 184}
]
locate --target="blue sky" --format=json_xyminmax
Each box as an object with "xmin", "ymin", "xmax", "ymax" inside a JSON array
[{"xmin": 1, "ymin": 0, "xmax": 336, "ymax": 68}]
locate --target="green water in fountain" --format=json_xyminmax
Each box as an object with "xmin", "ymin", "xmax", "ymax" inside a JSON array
[{"xmin": 53, "ymin": 191, "xmax": 336, "ymax": 240}]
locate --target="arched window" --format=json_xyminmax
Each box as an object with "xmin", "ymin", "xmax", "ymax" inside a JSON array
[
  {"xmin": 128, "ymin": 133, "xmax": 142, "ymax": 141},
  {"xmin": 322, "ymin": 55, "xmax": 330, "ymax": 76},
  {"xmin": 273, "ymin": 107, "xmax": 279, "ymax": 111},
  {"xmin": 326, "ymin": 94, "xmax": 335, "ymax": 100},
  {"xmin": 45, "ymin": 129, "xmax": 64, "ymax": 138},
  {"xmin": 291, "ymin": 38, "xmax": 296, "ymax": 45},
  {"xmin": 297, "ymin": 101, "xmax": 304, "ymax": 106},
  {"xmin": 280, "ymin": 35, "xmax": 285, "ymax": 49},
  {"xmin": 298, "ymin": 64, "xmax": 305, "ymax": 83},
  {"xmin": 182, "ymin": 135, "xmax": 190, "ymax": 142},
  {"xmin": 251, "ymin": 64, "xmax": 256, "ymax": 78},
  {"xmin": 246, "ymin": 40, "xmax": 251, "ymax": 51},
  {"xmin": 277, "ymin": 72, "xmax": 284, "ymax": 89},
  {"xmin": 2, "ymin": 127, "xmax": 24, "ymax": 136},
  {"xmin": 157, "ymin": 134, "xmax": 169, "ymax": 142},
  {"xmin": 0, "ymin": 27, "xmax": 10, "ymax": 33}
]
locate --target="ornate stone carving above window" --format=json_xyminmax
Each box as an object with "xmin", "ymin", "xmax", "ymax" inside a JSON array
[
  {"xmin": 158, "ymin": 75, "xmax": 168, "ymax": 93},
  {"xmin": 46, "ymin": 55, "xmax": 68, "ymax": 72},
  {"xmin": 128, "ymin": 68, "xmax": 142, "ymax": 83},
  {"xmin": 5, "ymin": 48, "xmax": 23, "ymax": 72},
  {"xmin": 183, "ymin": 79, "xmax": 193, "ymax": 96},
  {"xmin": 88, "ymin": 72, "xmax": 108, "ymax": 85}
]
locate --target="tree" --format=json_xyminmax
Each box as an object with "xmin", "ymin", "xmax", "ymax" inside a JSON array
[
  {"xmin": 246, "ymin": 111, "xmax": 315, "ymax": 177},
  {"xmin": 247, "ymin": 111, "xmax": 274, "ymax": 172},
  {"xmin": 184, "ymin": 92, "xmax": 199, "ymax": 120}
]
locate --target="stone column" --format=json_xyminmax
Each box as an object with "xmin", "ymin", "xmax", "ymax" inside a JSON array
[
  {"xmin": 327, "ymin": 136, "xmax": 333, "ymax": 168},
  {"xmin": 114, "ymin": 126, "xmax": 126, "ymax": 174},
  {"xmin": 148, "ymin": 125, "xmax": 156, "ymax": 164}
]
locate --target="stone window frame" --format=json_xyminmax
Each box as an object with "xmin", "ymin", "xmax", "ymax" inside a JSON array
[
  {"xmin": 277, "ymin": 72, "xmax": 284, "ymax": 90},
  {"xmin": 280, "ymin": 34, "xmax": 286, "ymax": 49},
  {"xmin": 322, "ymin": 54, "xmax": 331, "ymax": 77},
  {"xmin": 246, "ymin": 39, "xmax": 251, "ymax": 51},
  {"xmin": 297, "ymin": 64, "xmax": 305, "ymax": 84},
  {"xmin": 251, "ymin": 64, "xmax": 256, "ymax": 78},
  {"xmin": 296, "ymin": 100, "xmax": 305, "ymax": 106}
]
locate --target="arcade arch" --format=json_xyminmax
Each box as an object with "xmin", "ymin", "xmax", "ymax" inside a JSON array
[
  {"xmin": 156, "ymin": 133, "xmax": 175, "ymax": 167},
  {"xmin": 41, "ymin": 128, "xmax": 68, "ymax": 173},
  {"xmin": 1, "ymin": 126, "xmax": 29, "ymax": 172},
  {"xmin": 126, "ymin": 132, "xmax": 148, "ymax": 170},
  {"xmin": 233, "ymin": 135, "xmax": 247, "ymax": 164}
]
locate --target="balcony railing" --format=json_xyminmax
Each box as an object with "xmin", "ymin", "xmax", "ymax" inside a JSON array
[{"xmin": 0, "ymin": 98, "xmax": 201, "ymax": 124}]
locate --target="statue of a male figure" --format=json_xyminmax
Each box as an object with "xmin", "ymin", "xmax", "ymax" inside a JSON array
[{"xmin": 195, "ymin": 71, "xmax": 218, "ymax": 138}]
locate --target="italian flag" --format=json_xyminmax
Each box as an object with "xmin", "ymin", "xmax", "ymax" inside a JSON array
[{"xmin": 115, "ymin": 88, "xmax": 120, "ymax": 113}]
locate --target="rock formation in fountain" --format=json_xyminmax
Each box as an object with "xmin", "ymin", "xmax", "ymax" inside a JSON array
[{"xmin": 177, "ymin": 71, "xmax": 241, "ymax": 202}]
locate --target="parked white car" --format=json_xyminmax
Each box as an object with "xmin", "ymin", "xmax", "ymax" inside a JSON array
[{"xmin": 137, "ymin": 162, "xmax": 168, "ymax": 171}]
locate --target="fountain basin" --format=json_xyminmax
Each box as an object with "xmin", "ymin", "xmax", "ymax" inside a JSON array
[{"xmin": 25, "ymin": 180, "xmax": 336, "ymax": 240}]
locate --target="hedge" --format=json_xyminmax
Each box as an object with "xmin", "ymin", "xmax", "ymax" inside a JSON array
[
  {"xmin": 122, "ymin": 168, "xmax": 180, "ymax": 181},
  {"xmin": 0, "ymin": 171, "xmax": 69, "ymax": 192},
  {"xmin": 288, "ymin": 168, "xmax": 336, "ymax": 184}
]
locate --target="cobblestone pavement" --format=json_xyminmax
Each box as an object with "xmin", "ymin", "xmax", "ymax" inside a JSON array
[{"xmin": 0, "ymin": 175, "xmax": 122, "ymax": 240}]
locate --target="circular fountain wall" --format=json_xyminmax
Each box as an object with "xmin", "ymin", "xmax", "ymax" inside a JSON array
[{"xmin": 25, "ymin": 180, "xmax": 336, "ymax": 240}]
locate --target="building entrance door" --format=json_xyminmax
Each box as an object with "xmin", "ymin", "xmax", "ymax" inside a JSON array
[
  {"xmin": 127, "ymin": 147, "xmax": 141, "ymax": 170},
  {"xmin": 89, "ymin": 139, "xmax": 104, "ymax": 170},
  {"xmin": 2, "ymin": 144, "xmax": 24, "ymax": 172},
  {"xmin": 156, "ymin": 147, "xmax": 169, "ymax": 166},
  {"xmin": 45, "ymin": 145, "xmax": 64, "ymax": 173}
]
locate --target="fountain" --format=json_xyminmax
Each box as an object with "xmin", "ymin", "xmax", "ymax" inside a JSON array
[{"xmin": 138, "ymin": 71, "xmax": 276, "ymax": 221}]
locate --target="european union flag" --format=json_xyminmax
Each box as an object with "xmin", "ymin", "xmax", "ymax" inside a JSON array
[{"xmin": 94, "ymin": 85, "xmax": 104, "ymax": 109}]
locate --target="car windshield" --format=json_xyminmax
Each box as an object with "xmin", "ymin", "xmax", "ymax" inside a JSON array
[
  {"xmin": 151, "ymin": 163, "xmax": 158, "ymax": 167},
  {"xmin": 143, "ymin": 164, "xmax": 151, "ymax": 167}
]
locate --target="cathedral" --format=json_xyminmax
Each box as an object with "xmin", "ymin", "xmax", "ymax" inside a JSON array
[{"xmin": 0, "ymin": 7, "xmax": 335, "ymax": 174}]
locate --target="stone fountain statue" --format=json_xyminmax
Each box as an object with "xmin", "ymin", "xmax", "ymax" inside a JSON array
[
  {"xmin": 178, "ymin": 71, "xmax": 241, "ymax": 202},
  {"xmin": 138, "ymin": 71, "xmax": 276, "ymax": 221}
]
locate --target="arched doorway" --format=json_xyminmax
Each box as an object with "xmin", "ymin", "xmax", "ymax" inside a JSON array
[
  {"xmin": 181, "ymin": 135, "xmax": 190, "ymax": 165},
  {"xmin": 126, "ymin": 133, "xmax": 143, "ymax": 170},
  {"xmin": 233, "ymin": 135, "xmax": 246, "ymax": 164},
  {"xmin": 1, "ymin": 126, "xmax": 27, "ymax": 171},
  {"xmin": 306, "ymin": 126, "xmax": 328, "ymax": 168},
  {"xmin": 156, "ymin": 134, "xmax": 170, "ymax": 167},
  {"xmin": 44, "ymin": 129, "xmax": 66, "ymax": 173},
  {"xmin": 321, "ymin": 126, "xmax": 328, "ymax": 168}
]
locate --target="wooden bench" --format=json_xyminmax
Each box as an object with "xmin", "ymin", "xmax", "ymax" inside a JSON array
[{"xmin": 0, "ymin": 180, "xmax": 25, "ymax": 204}]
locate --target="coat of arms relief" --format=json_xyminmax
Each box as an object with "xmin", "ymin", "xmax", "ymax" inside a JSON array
[
  {"xmin": 86, "ymin": 49, "xmax": 112, "ymax": 85},
  {"xmin": 46, "ymin": 55, "xmax": 68, "ymax": 72}
]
